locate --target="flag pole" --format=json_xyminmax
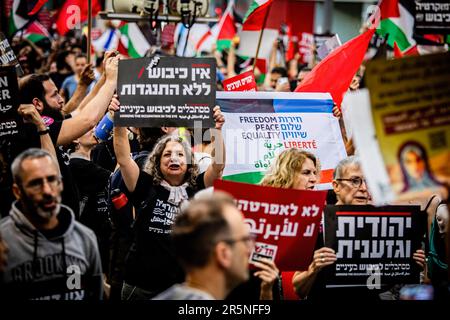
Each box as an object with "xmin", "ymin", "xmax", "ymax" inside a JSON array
[
  {"xmin": 253, "ymin": 3, "xmax": 272, "ymax": 71},
  {"xmin": 87, "ymin": 0, "xmax": 92, "ymax": 64}
]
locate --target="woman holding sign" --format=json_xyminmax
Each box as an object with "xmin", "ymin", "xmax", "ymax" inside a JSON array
[
  {"xmin": 259, "ymin": 148, "xmax": 338, "ymax": 299},
  {"xmin": 111, "ymin": 96, "xmax": 226, "ymax": 300}
]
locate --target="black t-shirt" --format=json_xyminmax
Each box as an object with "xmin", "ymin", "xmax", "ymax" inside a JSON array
[
  {"xmin": 69, "ymin": 157, "xmax": 112, "ymax": 272},
  {"xmin": 124, "ymin": 170, "xmax": 205, "ymax": 294}
]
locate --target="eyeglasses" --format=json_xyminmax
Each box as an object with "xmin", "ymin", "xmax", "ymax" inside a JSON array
[
  {"xmin": 222, "ymin": 234, "xmax": 256, "ymax": 248},
  {"xmin": 336, "ymin": 177, "xmax": 367, "ymax": 188},
  {"xmin": 24, "ymin": 175, "xmax": 62, "ymax": 192}
]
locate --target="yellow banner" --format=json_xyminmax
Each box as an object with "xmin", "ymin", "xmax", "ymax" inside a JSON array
[{"xmin": 365, "ymin": 52, "xmax": 450, "ymax": 200}]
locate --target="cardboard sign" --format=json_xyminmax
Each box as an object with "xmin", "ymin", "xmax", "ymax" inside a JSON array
[
  {"xmin": 0, "ymin": 66, "xmax": 21, "ymax": 139},
  {"xmin": 414, "ymin": 0, "xmax": 450, "ymax": 35},
  {"xmin": 116, "ymin": 56, "xmax": 216, "ymax": 128},
  {"xmin": 223, "ymin": 71, "xmax": 257, "ymax": 92},
  {"xmin": 324, "ymin": 205, "xmax": 425, "ymax": 289},
  {"xmin": 365, "ymin": 52, "xmax": 450, "ymax": 203},
  {"xmin": 214, "ymin": 179, "xmax": 327, "ymax": 271},
  {"xmin": 216, "ymin": 91, "xmax": 347, "ymax": 189},
  {"xmin": 0, "ymin": 32, "xmax": 24, "ymax": 77}
]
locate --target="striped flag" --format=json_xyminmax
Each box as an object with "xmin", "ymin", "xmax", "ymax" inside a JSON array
[
  {"xmin": 8, "ymin": 0, "xmax": 29, "ymax": 36},
  {"xmin": 22, "ymin": 20, "xmax": 51, "ymax": 43},
  {"xmin": 92, "ymin": 23, "xmax": 150, "ymax": 58},
  {"xmin": 216, "ymin": 0, "xmax": 237, "ymax": 52},
  {"xmin": 393, "ymin": 42, "xmax": 403, "ymax": 58},
  {"xmin": 236, "ymin": 0, "xmax": 278, "ymax": 59},
  {"xmin": 376, "ymin": 0, "xmax": 416, "ymax": 52},
  {"xmin": 118, "ymin": 23, "xmax": 151, "ymax": 58},
  {"xmin": 92, "ymin": 28, "xmax": 121, "ymax": 53}
]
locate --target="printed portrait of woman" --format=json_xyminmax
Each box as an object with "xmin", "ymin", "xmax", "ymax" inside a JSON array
[{"xmin": 398, "ymin": 141, "xmax": 444, "ymax": 192}]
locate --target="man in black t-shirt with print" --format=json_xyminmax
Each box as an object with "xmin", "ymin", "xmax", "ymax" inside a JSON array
[{"xmin": 1, "ymin": 54, "xmax": 119, "ymax": 217}]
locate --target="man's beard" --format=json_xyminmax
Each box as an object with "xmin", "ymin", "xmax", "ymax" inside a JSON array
[
  {"xmin": 41, "ymin": 100, "xmax": 64, "ymax": 121},
  {"xmin": 20, "ymin": 187, "xmax": 61, "ymax": 221}
]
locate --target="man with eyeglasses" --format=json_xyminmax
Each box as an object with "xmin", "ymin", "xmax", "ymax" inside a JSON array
[
  {"xmin": 332, "ymin": 155, "xmax": 371, "ymax": 205},
  {"xmin": 0, "ymin": 148, "xmax": 103, "ymax": 300},
  {"xmin": 153, "ymin": 192, "xmax": 254, "ymax": 300},
  {"xmin": 294, "ymin": 156, "xmax": 425, "ymax": 300},
  {"xmin": 331, "ymin": 156, "xmax": 425, "ymax": 299}
]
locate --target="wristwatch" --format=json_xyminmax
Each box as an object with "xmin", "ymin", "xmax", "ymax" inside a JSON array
[{"xmin": 38, "ymin": 127, "xmax": 50, "ymax": 135}]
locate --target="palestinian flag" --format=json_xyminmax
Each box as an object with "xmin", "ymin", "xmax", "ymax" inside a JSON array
[
  {"xmin": 22, "ymin": 20, "xmax": 51, "ymax": 43},
  {"xmin": 118, "ymin": 23, "xmax": 151, "ymax": 58},
  {"xmin": 8, "ymin": 0, "xmax": 30, "ymax": 36},
  {"xmin": 216, "ymin": 0, "xmax": 236, "ymax": 52},
  {"xmin": 236, "ymin": 0, "xmax": 278, "ymax": 59},
  {"xmin": 393, "ymin": 42, "xmax": 403, "ymax": 58},
  {"xmin": 376, "ymin": 0, "xmax": 416, "ymax": 52}
]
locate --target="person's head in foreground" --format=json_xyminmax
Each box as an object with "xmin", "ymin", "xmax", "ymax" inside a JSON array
[
  {"xmin": 11, "ymin": 148, "xmax": 63, "ymax": 228},
  {"xmin": 157, "ymin": 192, "xmax": 254, "ymax": 300}
]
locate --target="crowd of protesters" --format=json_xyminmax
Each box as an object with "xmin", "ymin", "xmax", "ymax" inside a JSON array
[{"xmin": 0, "ymin": 20, "xmax": 448, "ymax": 302}]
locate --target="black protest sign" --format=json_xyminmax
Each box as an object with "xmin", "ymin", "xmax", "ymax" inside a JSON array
[
  {"xmin": 0, "ymin": 66, "xmax": 21, "ymax": 139},
  {"xmin": 116, "ymin": 56, "xmax": 216, "ymax": 128},
  {"xmin": 0, "ymin": 32, "xmax": 24, "ymax": 77},
  {"xmin": 324, "ymin": 205, "xmax": 425, "ymax": 290},
  {"xmin": 414, "ymin": 0, "xmax": 450, "ymax": 35}
]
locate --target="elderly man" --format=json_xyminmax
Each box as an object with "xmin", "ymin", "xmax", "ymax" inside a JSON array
[
  {"xmin": 153, "ymin": 192, "xmax": 254, "ymax": 300},
  {"xmin": 0, "ymin": 149, "xmax": 102, "ymax": 300},
  {"xmin": 293, "ymin": 156, "xmax": 426, "ymax": 300},
  {"xmin": 332, "ymin": 155, "xmax": 372, "ymax": 205}
]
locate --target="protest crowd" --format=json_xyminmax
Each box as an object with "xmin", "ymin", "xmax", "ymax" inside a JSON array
[{"xmin": 0, "ymin": 0, "xmax": 449, "ymax": 303}]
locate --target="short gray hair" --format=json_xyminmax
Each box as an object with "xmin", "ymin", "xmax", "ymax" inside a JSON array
[
  {"xmin": 11, "ymin": 148, "xmax": 59, "ymax": 184},
  {"xmin": 333, "ymin": 155, "xmax": 361, "ymax": 179}
]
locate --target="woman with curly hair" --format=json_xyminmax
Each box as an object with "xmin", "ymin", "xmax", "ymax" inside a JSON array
[{"xmin": 112, "ymin": 104, "xmax": 225, "ymax": 300}]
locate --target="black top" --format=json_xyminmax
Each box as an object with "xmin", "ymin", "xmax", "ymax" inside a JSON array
[
  {"xmin": 69, "ymin": 157, "xmax": 112, "ymax": 272},
  {"xmin": 124, "ymin": 170, "xmax": 206, "ymax": 294}
]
